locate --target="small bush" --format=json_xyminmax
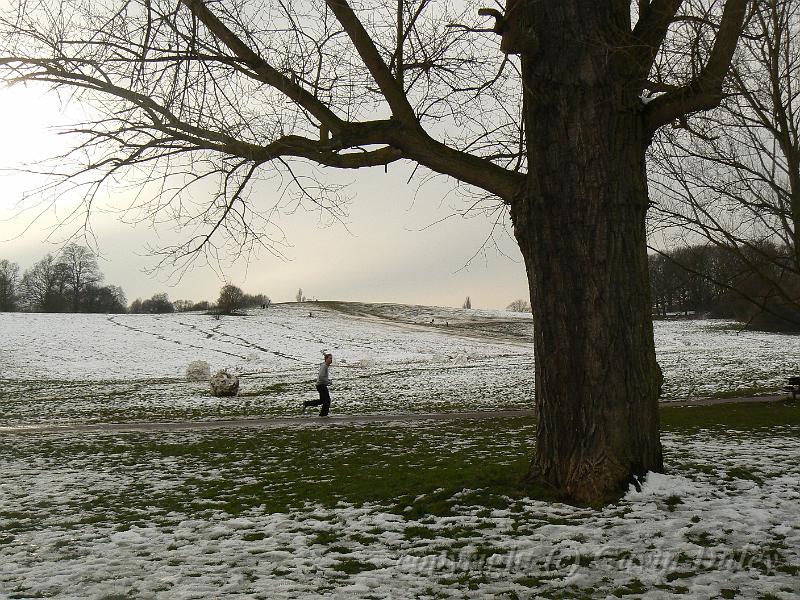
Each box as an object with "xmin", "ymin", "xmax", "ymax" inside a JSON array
[{"xmin": 217, "ymin": 284, "xmax": 245, "ymax": 315}]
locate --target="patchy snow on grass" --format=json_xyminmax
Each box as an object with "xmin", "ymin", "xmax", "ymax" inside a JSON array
[{"xmin": 0, "ymin": 424, "xmax": 798, "ymax": 599}]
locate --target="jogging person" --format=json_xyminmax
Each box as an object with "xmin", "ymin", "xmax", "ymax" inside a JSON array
[{"xmin": 303, "ymin": 350, "xmax": 333, "ymax": 416}]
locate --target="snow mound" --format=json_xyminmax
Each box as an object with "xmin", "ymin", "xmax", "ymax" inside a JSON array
[
  {"xmin": 185, "ymin": 360, "xmax": 211, "ymax": 381},
  {"xmin": 625, "ymin": 471, "xmax": 697, "ymax": 499}
]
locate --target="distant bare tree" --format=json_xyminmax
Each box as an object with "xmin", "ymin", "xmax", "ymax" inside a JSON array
[
  {"xmin": 217, "ymin": 283, "xmax": 245, "ymax": 314},
  {"xmin": 506, "ymin": 299, "xmax": 530, "ymax": 313},
  {"xmin": 136, "ymin": 292, "xmax": 175, "ymax": 313},
  {"xmin": 174, "ymin": 299, "xmax": 194, "ymax": 312},
  {"xmin": 0, "ymin": 259, "xmax": 20, "ymax": 311},
  {"xmin": 58, "ymin": 243, "xmax": 101, "ymax": 312},
  {"xmin": 462, "ymin": 296, "xmax": 472, "ymax": 309},
  {"xmin": 82, "ymin": 283, "xmax": 127, "ymax": 313},
  {"xmin": 19, "ymin": 254, "xmax": 69, "ymax": 312},
  {"xmin": 242, "ymin": 292, "xmax": 271, "ymax": 307}
]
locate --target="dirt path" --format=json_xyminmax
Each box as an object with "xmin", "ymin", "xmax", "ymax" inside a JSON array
[
  {"xmin": 0, "ymin": 409, "xmax": 537, "ymax": 434},
  {"xmin": 665, "ymin": 393, "xmax": 789, "ymax": 407},
  {"xmin": 0, "ymin": 393, "xmax": 792, "ymax": 435}
]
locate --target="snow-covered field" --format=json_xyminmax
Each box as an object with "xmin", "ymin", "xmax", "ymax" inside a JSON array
[
  {"xmin": 2, "ymin": 302, "xmax": 799, "ymax": 598},
  {"xmin": 1, "ymin": 302, "xmax": 798, "ymax": 426}
]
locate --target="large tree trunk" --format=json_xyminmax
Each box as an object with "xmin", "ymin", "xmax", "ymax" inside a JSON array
[{"xmin": 509, "ymin": 4, "xmax": 663, "ymax": 505}]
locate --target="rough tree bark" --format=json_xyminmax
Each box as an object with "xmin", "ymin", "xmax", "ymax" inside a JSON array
[
  {"xmin": 511, "ymin": 7, "xmax": 662, "ymax": 504},
  {"xmin": 503, "ymin": 0, "xmax": 745, "ymax": 503}
]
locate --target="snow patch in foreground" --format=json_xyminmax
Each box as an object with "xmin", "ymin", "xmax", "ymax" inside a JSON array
[{"xmin": 626, "ymin": 471, "xmax": 698, "ymax": 499}]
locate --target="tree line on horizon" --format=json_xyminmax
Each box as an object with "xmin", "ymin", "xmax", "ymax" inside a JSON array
[
  {"xmin": 0, "ymin": 243, "xmax": 126, "ymax": 313},
  {"xmin": 3, "ymin": 241, "xmax": 798, "ymax": 329},
  {"xmin": 128, "ymin": 287, "xmax": 270, "ymax": 314},
  {"xmin": 650, "ymin": 242, "xmax": 800, "ymax": 331},
  {"xmin": 0, "ymin": 245, "xmax": 270, "ymax": 315}
]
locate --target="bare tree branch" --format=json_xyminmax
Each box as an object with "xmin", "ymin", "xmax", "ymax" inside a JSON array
[
  {"xmin": 644, "ymin": 0, "xmax": 748, "ymax": 134},
  {"xmin": 325, "ymin": 0, "xmax": 419, "ymax": 126},
  {"xmin": 180, "ymin": 0, "xmax": 345, "ymax": 132},
  {"xmin": 629, "ymin": 0, "xmax": 685, "ymax": 80}
]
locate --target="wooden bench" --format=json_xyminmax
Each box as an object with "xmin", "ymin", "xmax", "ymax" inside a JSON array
[{"xmin": 784, "ymin": 376, "xmax": 800, "ymax": 400}]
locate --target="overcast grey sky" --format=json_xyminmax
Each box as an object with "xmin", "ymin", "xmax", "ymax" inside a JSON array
[{"xmin": 0, "ymin": 85, "xmax": 530, "ymax": 309}]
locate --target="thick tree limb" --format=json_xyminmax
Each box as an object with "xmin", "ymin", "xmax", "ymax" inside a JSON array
[
  {"xmin": 393, "ymin": 131, "xmax": 521, "ymax": 204},
  {"xmin": 181, "ymin": 0, "xmax": 522, "ymax": 198},
  {"xmin": 325, "ymin": 0, "xmax": 419, "ymax": 127},
  {"xmin": 643, "ymin": 0, "xmax": 748, "ymax": 136},
  {"xmin": 3, "ymin": 0, "xmax": 527, "ymax": 218},
  {"xmin": 628, "ymin": 0, "xmax": 684, "ymax": 79},
  {"xmin": 223, "ymin": 136, "xmax": 405, "ymax": 169},
  {"xmin": 7, "ymin": 54, "xmax": 524, "ymax": 202},
  {"xmin": 3, "ymin": 56, "xmax": 400, "ymax": 163}
]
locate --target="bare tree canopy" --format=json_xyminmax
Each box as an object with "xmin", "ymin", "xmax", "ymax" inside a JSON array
[
  {"xmin": 0, "ymin": 0, "xmax": 522, "ymax": 267},
  {"xmin": 651, "ymin": 0, "xmax": 800, "ymax": 327},
  {"xmin": 59, "ymin": 242, "xmax": 102, "ymax": 312},
  {"xmin": 19, "ymin": 253, "xmax": 69, "ymax": 312},
  {"xmin": 0, "ymin": 0, "xmax": 752, "ymax": 504},
  {"xmin": 8, "ymin": 244, "xmax": 126, "ymax": 313}
]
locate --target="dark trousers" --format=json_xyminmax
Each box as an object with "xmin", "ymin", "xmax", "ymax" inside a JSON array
[{"xmin": 305, "ymin": 384, "xmax": 331, "ymax": 416}]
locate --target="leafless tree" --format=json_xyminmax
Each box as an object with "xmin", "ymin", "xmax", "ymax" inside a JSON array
[
  {"xmin": 650, "ymin": 0, "xmax": 800, "ymax": 327},
  {"xmin": 506, "ymin": 298, "xmax": 530, "ymax": 312},
  {"xmin": 19, "ymin": 253, "xmax": 70, "ymax": 312},
  {"xmin": 0, "ymin": 258, "xmax": 20, "ymax": 311},
  {"xmin": 217, "ymin": 283, "xmax": 245, "ymax": 314},
  {"xmin": 58, "ymin": 243, "xmax": 102, "ymax": 312},
  {"xmin": 134, "ymin": 292, "xmax": 175, "ymax": 313},
  {"xmin": 82, "ymin": 283, "xmax": 128, "ymax": 313},
  {"xmin": 0, "ymin": 0, "xmax": 751, "ymax": 503}
]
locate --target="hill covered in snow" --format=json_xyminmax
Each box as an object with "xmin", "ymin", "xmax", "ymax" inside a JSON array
[{"xmin": 1, "ymin": 301, "xmax": 797, "ymax": 425}]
